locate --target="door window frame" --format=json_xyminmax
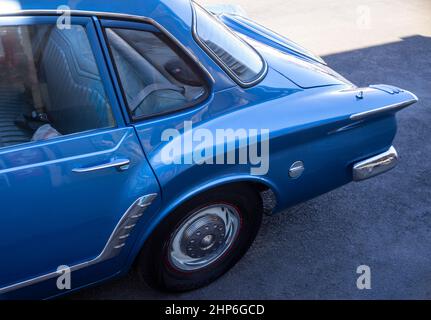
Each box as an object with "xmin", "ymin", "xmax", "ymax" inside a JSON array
[
  {"xmin": 0, "ymin": 15, "xmax": 125, "ymax": 152},
  {"xmin": 98, "ymin": 18, "xmax": 213, "ymax": 123}
]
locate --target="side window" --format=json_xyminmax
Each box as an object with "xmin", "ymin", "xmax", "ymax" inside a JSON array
[
  {"xmin": 105, "ymin": 27, "xmax": 208, "ymax": 120},
  {"xmin": 0, "ymin": 24, "xmax": 115, "ymax": 149}
]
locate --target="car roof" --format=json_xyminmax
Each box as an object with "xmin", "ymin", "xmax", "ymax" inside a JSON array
[{"xmin": 4, "ymin": 0, "xmax": 193, "ymax": 24}]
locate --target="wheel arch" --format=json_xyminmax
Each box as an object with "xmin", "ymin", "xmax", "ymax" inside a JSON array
[{"xmin": 123, "ymin": 175, "xmax": 281, "ymax": 271}]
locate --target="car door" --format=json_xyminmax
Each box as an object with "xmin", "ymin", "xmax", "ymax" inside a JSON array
[{"xmin": 0, "ymin": 16, "xmax": 160, "ymax": 295}]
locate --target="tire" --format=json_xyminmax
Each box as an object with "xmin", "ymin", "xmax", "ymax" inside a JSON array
[{"xmin": 137, "ymin": 184, "xmax": 263, "ymax": 292}]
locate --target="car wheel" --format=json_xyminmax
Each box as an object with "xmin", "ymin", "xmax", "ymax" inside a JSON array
[{"xmin": 137, "ymin": 184, "xmax": 263, "ymax": 292}]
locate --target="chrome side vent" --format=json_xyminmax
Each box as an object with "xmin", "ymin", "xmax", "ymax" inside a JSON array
[{"xmin": 102, "ymin": 193, "xmax": 158, "ymax": 260}]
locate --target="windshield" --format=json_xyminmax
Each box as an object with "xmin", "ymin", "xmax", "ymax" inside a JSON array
[{"xmin": 192, "ymin": 2, "xmax": 266, "ymax": 86}]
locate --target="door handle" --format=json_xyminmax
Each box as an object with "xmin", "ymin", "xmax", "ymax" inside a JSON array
[{"xmin": 72, "ymin": 158, "xmax": 130, "ymax": 173}]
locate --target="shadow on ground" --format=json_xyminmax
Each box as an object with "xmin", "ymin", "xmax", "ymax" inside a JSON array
[{"xmin": 70, "ymin": 35, "xmax": 431, "ymax": 300}]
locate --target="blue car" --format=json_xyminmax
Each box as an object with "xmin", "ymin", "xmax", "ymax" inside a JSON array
[{"xmin": 0, "ymin": 0, "xmax": 417, "ymax": 299}]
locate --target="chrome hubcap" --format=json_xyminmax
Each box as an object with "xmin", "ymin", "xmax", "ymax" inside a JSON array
[{"xmin": 168, "ymin": 204, "xmax": 240, "ymax": 271}]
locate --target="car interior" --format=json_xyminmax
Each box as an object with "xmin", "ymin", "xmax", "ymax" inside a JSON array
[
  {"xmin": 105, "ymin": 27, "xmax": 208, "ymax": 119},
  {"xmin": 0, "ymin": 24, "xmax": 115, "ymax": 149},
  {"xmin": 0, "ymin": 23, "xmax": 209, "ymax": 149}
]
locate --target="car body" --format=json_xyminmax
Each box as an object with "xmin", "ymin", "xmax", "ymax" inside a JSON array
[{"xmin": 0, "ymin": 0, "xmax": 417, "ymax": 299}]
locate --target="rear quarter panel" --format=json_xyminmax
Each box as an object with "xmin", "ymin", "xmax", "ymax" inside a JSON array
[
  {"xmin": 147, "ymin": 85, "xmax": 399, "ymax": 211},
  {"xmin": 125, "ymin": 70, "xmax": 405, "ymax": 274}
]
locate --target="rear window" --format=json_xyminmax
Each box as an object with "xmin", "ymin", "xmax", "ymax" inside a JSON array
[{"xmin": 192, "ymin": 2, "xmax": 266, "ymax": 86}]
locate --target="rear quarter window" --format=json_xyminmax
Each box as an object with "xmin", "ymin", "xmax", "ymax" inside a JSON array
[{"xmin": 192, "ymin": 2, "xmax": 267, "ymax": 86}]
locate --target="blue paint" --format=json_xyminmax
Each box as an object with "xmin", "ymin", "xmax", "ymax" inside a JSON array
[{"xmin": 0, "ymin": 0, "xmax": 417, "ymax": 299}]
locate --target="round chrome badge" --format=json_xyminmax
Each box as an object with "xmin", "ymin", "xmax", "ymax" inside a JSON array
[{"xmin": 289, "ymin": 161, "xmax": 305, "ymax": 179}]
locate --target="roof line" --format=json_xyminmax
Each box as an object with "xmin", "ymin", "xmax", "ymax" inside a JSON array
[{"xmin": 0, "ymin": 9, "xmax": 149, "ymax": 21}]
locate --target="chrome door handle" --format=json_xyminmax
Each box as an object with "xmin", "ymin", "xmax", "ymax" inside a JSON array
[{"xmin": 72, "ymin": 158, "xmax": 130, "ymax": 173}]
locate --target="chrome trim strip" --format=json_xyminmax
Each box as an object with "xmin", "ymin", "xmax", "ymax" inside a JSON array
[
  {"xmin": 0, "ymin": 9, "xmax": 154, "ymax": 19},
  {"xmin": 72, "ymin": 158, "xmax": 130, "ymax": 173},
  {"xmin": 0, "ymin": 193, "xmax": 157, "ymax": 295},
  {"xmin": 350, "ymin": 98, "xmax": 418, "ymax": 121},
  {"xmin": 353, "ymin": 146, "xmax": 398, "ymax": 181},
  {"xmin": 0, "ymin": 9, "xmax": 215, "ymax": 84},
  {"xmin": 0, "ymin": 132, "xmax": 128, "ymax": 174}
]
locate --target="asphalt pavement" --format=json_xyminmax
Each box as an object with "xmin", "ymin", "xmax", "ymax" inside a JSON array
[{"xmin": 71, "ymin": 0, "xmax": 431, "ymax": 299}]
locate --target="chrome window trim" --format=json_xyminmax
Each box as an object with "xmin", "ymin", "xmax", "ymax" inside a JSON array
[
  {"xmin": 190, "ymin": 2, "xmax": 268, "ymax": 88},
  {"xmin": 0, "ymin": 193, "xmax": 157, "ymax": 294},
  {"xmin": 0, "ymin": 9, "xmax": 215, "ymax": 85}
]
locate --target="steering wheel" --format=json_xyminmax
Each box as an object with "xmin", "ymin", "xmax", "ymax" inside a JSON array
[{"xmin": 130, "ymin": 83, "xmax": 185, "ymax": 114}]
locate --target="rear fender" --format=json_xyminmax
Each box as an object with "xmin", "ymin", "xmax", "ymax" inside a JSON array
[{"xmin": 348, "ymin": 84, "xmax": 418, "ymax": 121}]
